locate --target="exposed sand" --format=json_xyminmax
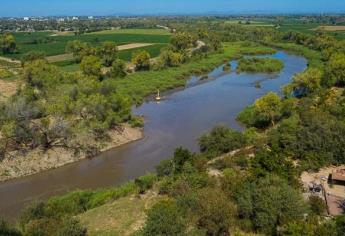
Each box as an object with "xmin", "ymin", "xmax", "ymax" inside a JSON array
[{"xmin": 0, "ymin": 124, "xmax": 143, "ymax": 182}]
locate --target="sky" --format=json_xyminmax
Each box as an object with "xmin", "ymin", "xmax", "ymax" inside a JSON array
[{"xmin": 1, "ymin": 0, "xmax": 345, "ymax": 17}]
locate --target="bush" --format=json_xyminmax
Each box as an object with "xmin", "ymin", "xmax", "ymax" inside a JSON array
[
  {"xmin": 199, "ymin": 125, "xmax": 246, "ymax": 157},
  {"xmin": 309, "ymin": 196, "xmax": 327, "ymax": 216},
  {"xmin": 141, "ymin": 200, "xmax": 186, "ymax": 236},
  {"xmin": 134, "ymin": 173, "xmax": 157, "ymax": 194},
  {"xmin": 156, "ymin": 159, "xmax": 174, "ymax": 177},
  {"xmin": 194, "ymin": 188, "xmax": 236, "ymax": 235},
  {"xmin": 0, "ymin": 68, "xmax": 14, "ymax": 79},
  {"xmin": 0, "ymin": 218, "xmax": 21, "ymax": 236},
  {"xmin": 237, "ymin": 57, "xmax": 284, "ymax": 73},
  {"xmin": 56, "ymin": 218, "xmax": 87, "ymax": 236}
]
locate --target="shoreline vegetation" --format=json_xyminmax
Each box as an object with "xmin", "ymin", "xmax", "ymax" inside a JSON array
[
  {"xmin": 0, "ymin": 124, "xmax": 143, "ymax": 182},
  {"xmin": 236, "ymin": 57, "xmax": 284, "ymax": 73}
]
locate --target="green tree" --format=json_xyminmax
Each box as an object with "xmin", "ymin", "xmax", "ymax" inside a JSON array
[
  {"xmin": 131, "ymin": 50, "xmax": 151, "ymax": 71},
  {"xmin": 170, "ymin": 32, "xmax": 197, "ymax": 52},
  {"xmin": 1, "ymin": 33, "xmax": 17, "ymax": 54},
  {"xmin": 22, "ymin": 51, "xmax": 46, "ymax": 64},
  {"xmin": 142, "ymin": 200, "xmax": 186, "ymax": 236},
  {"xmin": 110, "ymin": 59, "xmax": 126, "ymax": 78},
  {"xmin": 326, "ymin": 53, "xmax": 345, "ymax": 86},
  {"xmin": 66, "ymin": 40, "xmax": 96, "ymax": 63},
  {"xmin": 98, "ymin": 41, "xmax": 118, "ymax": 67},
  {"xmin": 254, "ymin": 92, "xmax": 282, "ymax": 126},
  {"xmin": 159, "ymin": 49, "xmax": 184, "ymax": 67},
  {"xmin": 252, "ymin": 176, "xmax": 307, "ymax": 234},
  {"xmin": 194, "ymin": 188, "xmax": 236, "ymax": 235},
  {"xmin": 80, "ymin": 55, "xmax": 102, "ymax": 78},
  {"xmin": 199, "ymin": 125, "xmax": 246, "ymax": 156},
  {"xmin": 285, "ymin": 68, "xmax": 323, "ymax": 96}
]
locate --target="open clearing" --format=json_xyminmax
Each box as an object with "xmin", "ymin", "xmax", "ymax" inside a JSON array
[
  {"xmin": 0, "ymin": 79, "xmax": 19, "ymax": 101},
  {"xmin": 78, "ymin": 191, "xmax": 165, "ymax": 236}
]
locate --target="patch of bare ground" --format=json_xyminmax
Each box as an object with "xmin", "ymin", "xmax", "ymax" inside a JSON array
[
  {"xmin": 46, "ymin": 53, "xmax": 74, "ymax": 63},
  {"xmin": 316, "ymin": 26, "xmax": 345, "ymax": 32},
  {"xmin": 207, "ymin": 146, "xmax": 255, "ymax": 178},
  {"xmin": 0, "ymin": 79, "xmax": 19, "ymax": 101},
  {"xmin": 301, "ymin": 165, "xmax": 345, "ymax": 216},
  {"xmin": 0, "ymin": 124, "xmax": 143, "ymax": 182}
]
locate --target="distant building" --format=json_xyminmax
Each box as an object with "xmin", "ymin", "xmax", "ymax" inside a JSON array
[
  {"xmin": 88, "ymin": 16, "xmax": 94, "ymax": 19},
  {"xmin": 72, "ymin": 17, "xmax": 78, "ymax": 20},
  {"xmin": 23, "ymin": 17, "xmax": 30, "ymax": 21},
  {"xmin": 330, "ymin": 169, "xmax": 345, "ymax": 186}
]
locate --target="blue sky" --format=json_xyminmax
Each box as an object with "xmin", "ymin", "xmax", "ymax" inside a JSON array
[{"xmin": 1, "ymin": 0, "xmax": 345, "ymax": 17}]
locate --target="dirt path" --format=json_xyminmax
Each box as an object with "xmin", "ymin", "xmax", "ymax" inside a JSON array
[
  {"xmin": 46, "ymin": 43, "xmax": 154, "ymax": 63},
  {"xmin": 0, "ymin": 56, "xmax": 21, "ymax": 64}
]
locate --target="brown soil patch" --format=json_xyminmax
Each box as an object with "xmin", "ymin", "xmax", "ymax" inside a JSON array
[
  {"xmin": 0, "ymin": 80, "xmax": 19, "ymax": 101},
  {"xmin": 117, "ymin": 43, "xmax": 153, "ymax": 50},
  {"xmin": 316, "ymin": 26, "xmax": 345, "ymax": 32},
  {"xmin": 0, "ymin": 124, "xmax": 143, "ymax": 182},
  {"xmin": 46, "ymin": 53, "xmax": 74, "ymax": 63}
]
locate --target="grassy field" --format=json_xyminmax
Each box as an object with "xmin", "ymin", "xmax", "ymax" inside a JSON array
[
  {"xmin": 1, "ymin": 29, "xmax": 171, "ymax": 60},
  {"xmin": 78, "ymin": 192, "xmax": 166, "ymax": 236}
]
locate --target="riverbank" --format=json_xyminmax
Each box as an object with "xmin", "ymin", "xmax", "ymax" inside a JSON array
[{"xmin": 0, "ymin": 124, "xmax": 143, "ymax": 182}]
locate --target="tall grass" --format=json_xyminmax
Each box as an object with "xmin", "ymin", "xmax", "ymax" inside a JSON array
[{"xmin": 115, "ymin": 42, "xmax": 277, "ymax": 104}]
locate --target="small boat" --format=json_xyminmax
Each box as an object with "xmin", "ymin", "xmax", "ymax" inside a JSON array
[{"xmin": 155, "ymin": 89, "xmax": 161, "ymax": 101}]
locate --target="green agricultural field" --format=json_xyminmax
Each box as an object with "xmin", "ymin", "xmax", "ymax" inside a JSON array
[
  {"xmin": 278, "ymin": 23, "xmax": 320, "ymax": 34},
  {"xmin": 89, "ymin": 28, "xmax": 171, "ymax": 35},
  {"xmin": 1, "ymin": 30, "xmax": 171, "ymax": 60},
  {"xmin": 55, "ymin": 43, "xmax": 167, "ymax": 72}
]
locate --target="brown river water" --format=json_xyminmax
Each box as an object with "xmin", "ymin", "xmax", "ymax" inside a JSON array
[{"xmin": 0, "ymin": 51, "xmax": 307, "ymax": 221}]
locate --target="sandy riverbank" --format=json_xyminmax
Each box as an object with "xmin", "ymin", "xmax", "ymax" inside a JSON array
[{"xmin": 0, "ymin": 124, "xmax": 143, "ymax": 182}]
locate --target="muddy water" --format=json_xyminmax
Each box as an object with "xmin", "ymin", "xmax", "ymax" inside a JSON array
[{"xmin": 0, "ymin": 51, "xmax": 307, "ymax": 221}]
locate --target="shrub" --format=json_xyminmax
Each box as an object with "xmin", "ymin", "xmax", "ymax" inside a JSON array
[
  {"xmin": 309, "ymin": 196, "xmax": 327, "ymax": 216},
  {"xmin": 237, "ymin": 57, "xmax": 284, "ymax": 73},
  {"xmin": 199, "ymin": 125, "xmax": 246, "ymax": 157},
  {"xmin": 134, "ymin": 173, "xmax": 157, "ymax": 194},
  {"xmin": 141, "ymin": 200, "xmax": 186, "ymax": 236},
  {"xmin": 0, "ymin": 218, "xmax": 21, "ymax": 236},
  {"xmin": 156, "ymin": 159, "xmax": 174, "ymax": 177},
  {"xmin": 194, "ymin": 188, "xmax": 236, "ymax": 235},
  {"xmin": 56, "ymin": 218, "xmax": 87, "ymax": 236}
]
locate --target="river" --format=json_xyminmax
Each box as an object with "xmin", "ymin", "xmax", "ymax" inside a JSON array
[{"xmin": 0, "ymin": 51, "xmax": 307, "ymax": 221}]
